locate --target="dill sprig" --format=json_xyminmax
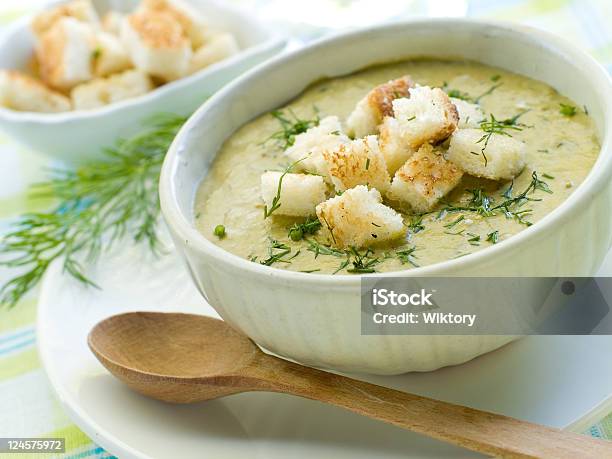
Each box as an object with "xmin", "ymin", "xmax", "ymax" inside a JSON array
[
  {"xmin": 0, "ymin": 114, "xmax": 186, "ymax": 308},
  {"xmin": 260, "ymin": 238, "xmax": 299, "ymax": 266},
  {"xmin": 440, "ymin": 171, "xmax": 552, "ymax": 227},
  {"xmin": 288, "ymin": 217, "xmax": 321, "ymax": 241},
  {"xmin": 475, "ymin": 113, "xmax": 525, "ymax": 166},
  {"xmin": 266, "ymin": 109, "xmax": 320, "ymax": 150},
  {"xmin": 263, "ymin": 158, "xmax": 305, "ymax": 219}
]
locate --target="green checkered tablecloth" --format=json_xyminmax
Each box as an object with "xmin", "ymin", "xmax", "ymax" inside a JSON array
[{"xmin": 0, "ymin": 1, "xmax": 611, "ymax": 457}]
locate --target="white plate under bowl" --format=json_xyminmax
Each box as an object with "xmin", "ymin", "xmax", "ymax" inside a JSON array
[{"xmin": 37, "ymin": 241, "xmax": 612, "ymax": 458}]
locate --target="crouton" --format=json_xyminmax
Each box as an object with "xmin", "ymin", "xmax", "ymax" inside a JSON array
[
  {"xmin": 140, "ymin": 0, "xmax": 209, "ymax": 48},
  {"xmin": 316, "ymin": 185, "xmax": 404, "ymax": 249},
  {"xmin": 284, "ymin": 116, "xmax": 350, "ymax": 179},
  {"xmin": 189, "ymin": 33, "xmax": 240, "ymax": 74},
  {"xmin": 378, "ymin": 116, "xmax": 415, "ymax": 175},
  {"xmin": 37, "ymin": 17, "xmax": 96, "ymax": 90},
  {"xmin": 71, "ymin": 70, "xmax": 153, "ymax": 110},
  {"xmin": 101, "ymin": 11, "xmax": 125, "ymax": 36},
  {"xmin": 388, "ymin": 143, "xmax": 463, "ymax": 213},
  {"xmin": 451, "ymin": 98, "xmax": 485, "ymax": 128},
  {"xmin": 31, "ymin": 0, "xmax": 99, "ymax": 39},
  {"xmin": 346, "ymin": 75, "xmax": 414, "ymax": 138},
  {"xmin": 93, "ymin": 32, "xmax": 132, "ymax": 77},
  {"xmin": 446, "ymin": 128, "xmax": 526, "ymax": 180},
  {"xmin": 260, "ymin": 172, "xmax": 327, "ymax": 217},
  {"xmin": 391, "ymin": 86, "xmax": 459, "ymax": 149},
  {"xmin": 0, "ymin": 70, "xmax": 71, "ymax": 113},
  {"xmin": 121, "ymin": 10, "xmax": 192, "ymax": 81},
  {"xmin": 323, "ymin": 135, "xmax": 391, "ymax": 193}
]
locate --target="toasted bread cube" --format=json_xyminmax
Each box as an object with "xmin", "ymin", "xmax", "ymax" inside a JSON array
[
  {"xmin": 388, "ymin": 144, "xmax": 463, "ymax": 213},
  {"xmin": 316, "ymin": 185, "xmax": 404, "ymax": 249},
  {"xmin": 324, "ymin": 135, "xmax": 391, "ymax": 193},
  {"xmin": 378, "ymin": 116, "xmax": 415, "ymax": 175},
  {"xmin": 102, "ymin": 11, "xmax": 124, "ymax": 36},
  {"xmin": 93, "ymin": 31, "xmax": 132, "ymax": 77},
  {"xmin": 446, "ymin": 128, "xmax": 526, "ymax": 180},
  {"xmin": 37, "ymin": 17, "xmax": 96, "ymax": 90},
  {"xmin": 31, "ymin": 0, "xmax": 99, "ymax": 39},
  {"xmin": 141, "ymin": 0, "xmax": 209, "ymax": 48},
  {"xmin": 71, "ymin": 70, "xmax": 153, "ymax": 110},
  {"xmin": 121, "ymin": 10, "xmax": 192, "ymax": 81},
  {"xmin": 391, "ymin": 86, "xmax": 459, "ymax": 149},
  {"xmin": 261, "ymin": 172, "xmax": 326, "ymax": 217},
  {"xmin": 189, "ymin": 33, "xmax": 240, "ymax": 74},
  {"xmin": 451, "ymin": 98, "xmax": 485, "ymax": 128},
  {"xmin": 284, "ymin": 116, "xmax": 350, "ymax": 178},
  {"xmin": 0, "ymin": 70, "xmax": 71, "ymax": 113},
  {"xmin": 346, "ymin": 76, "xmax": 414, "ymax": 138}
]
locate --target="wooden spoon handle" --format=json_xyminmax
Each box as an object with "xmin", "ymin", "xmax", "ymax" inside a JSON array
[{"xmin": 251, "ymin": 356, "xmax": 612, "ymax": 458}]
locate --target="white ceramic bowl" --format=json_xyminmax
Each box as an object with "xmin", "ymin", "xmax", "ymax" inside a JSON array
[
  {"xmin": 160, "ymin": 19, "xmax": 612, "ymax": 375},
  {"xmin": 0, "ymin": 0, "xmax": 285, "ymax": 163}
]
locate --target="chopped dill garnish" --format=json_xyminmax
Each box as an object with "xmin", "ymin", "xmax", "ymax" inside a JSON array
[
  {"xmin": 288, "ymin": 217, "xmax": 321, "ymax": 241},
  {"xmin": 396, "ymin": 246, "xmax": 419, "ymax": 267},
  {"xmin": 408, "ymin": 215, "xmax": 425, "ymax": 233},
  {"xmin": 559, "ymin": 103, "xmax": 577, "ymax": 117},
  {"xmin": 490, "ymin": 74, "xmax": 501, "ymax": 82},
  {"xmin": 260, "ymin": 238, "xmax": 298, "ymax": 266},
  {"xmin": 263, "ymin": 158, "xmax": 305, "ymax": 219},
  {"xmin": 442, "ymin": 82, "xmax": 502, "ymax": 104},
  {"xmin": 300, "ymin": 269, "xmax": 321, "ymax": 273},
  {"xmin": 365, "ymin": 158, "xmax": 371, "ymax": 170},
  {"xmin": 466, "ymin": 233, "xmax": 481, "ymax": 246},
  {"xmin": 346, "ymin": 247, "xmax": 381, "ymax": 274},
  {"xmin": 305, "ymin": 239, "xmax": 345, "ymax": 259},
  {"xmin": 477, "ymin": 113, "xmax": 524, "ymax": 165},
  {"xmin": 486, "ymin": 230, "xmax": 499, "ymax": 244},
  {"xmin": 440, "ymin": 171, "xmax": 552, "ymax": 227},
  {"xmin": 444, "ymin": 215, "xmax": 465, "ymax": 228},
  {"xmin": 542, "ymin": 173, "xmax": 555, "ymax": 180},
  {"xmin": 0, "ymin": 114, "xmax": 186, "ymax": 309},
  {"xmin": 266, "ymin": 109, "xmax": 320, "ymax": 150},
  {"xmin": 442, "ymin": 82, "xmax": 471, "ymax": 101},
  {"xmin": 473, "ymin": 82, "xmax": 503, "ymax": 103}
]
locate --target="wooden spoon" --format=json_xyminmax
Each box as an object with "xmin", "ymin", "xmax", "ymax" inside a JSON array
[{"xmin": 88, "ymin": 312, "xmax": 612, "ymax": 458}]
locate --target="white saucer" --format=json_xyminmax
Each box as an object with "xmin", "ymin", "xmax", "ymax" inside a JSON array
[{"xmin": 37, "ymin": 242, "xmax": 612, "ymax": 458}]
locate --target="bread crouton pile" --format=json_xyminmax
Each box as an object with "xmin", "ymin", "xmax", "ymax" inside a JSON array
[
  {"xmin": 0, "ymin": 0, "xmax": 240, "ymax": 113},
  {"xmin": 261, "ymin": 76, "xmax": 526, "ymax": 249}
]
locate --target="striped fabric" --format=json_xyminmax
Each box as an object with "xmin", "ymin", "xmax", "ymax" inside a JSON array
[{"xmin": 0, "ymin": 1, "xmax": 610, "ymax": 457}]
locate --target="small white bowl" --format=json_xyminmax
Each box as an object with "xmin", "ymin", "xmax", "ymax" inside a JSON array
[
  {"xmin": 160, "ymin": 19, "xmax": 612, "ymax": 375},
  {"xmin": 0, "ymin": 0, "xmax": 285, "ymax": 163}
]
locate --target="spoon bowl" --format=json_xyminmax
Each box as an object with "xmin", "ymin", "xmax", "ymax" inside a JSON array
[{"xmin": 88, "ymin": 312, "xmax": 262, "ymax": 402}]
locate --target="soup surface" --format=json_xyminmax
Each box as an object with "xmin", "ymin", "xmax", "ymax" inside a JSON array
[{"xmin": 195, "ymin": 59, "xmax": 600, "ymax": 274}]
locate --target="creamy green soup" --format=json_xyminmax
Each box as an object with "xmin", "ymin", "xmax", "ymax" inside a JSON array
[{"xmin": 194, "ymin": 59, "xmax": 600, "ymax": 274}]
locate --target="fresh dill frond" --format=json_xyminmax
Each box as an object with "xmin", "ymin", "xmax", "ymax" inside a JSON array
[
  {"xmin": 0, "ymin": 114, "xmax": 187, "ymax": 308},
  {"xmin": 396, "ymin": 246, "xmax": 419, "ymax": 267},
  {"xmin": 260, "ymin": 238, "xmax": 298, "ymax": 266},
  {"xmin": 346, "ymin": 247, "xmax": 381, "ymax": 274},
  {"xmin": 473, "ymin": 82, "xmax": 503, "ymax": 103},
  {"xmin": 439, "ymin": 171, "xmax": 551, "ymax": 227},
  {"xmin": 288, "ymin": 217, "xmax": 322, "ymax": 241},
  {"xmin": 263, "ymin": 158, "xmax": 305, "ymax": 219},
  {"xmin": 477, "ymin": 113, "xmax": 524, "ymax": 165},
  {"xmin": 266, "ymin": 109, "xmax": 320, "ymax": 150},
  {"xmin": 486, "ymin": 230, "xmax": 500, "ymax": 244},
  {"xmin": 408, "ymin": 215, "xmax": 425, "ymax": 233}
]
